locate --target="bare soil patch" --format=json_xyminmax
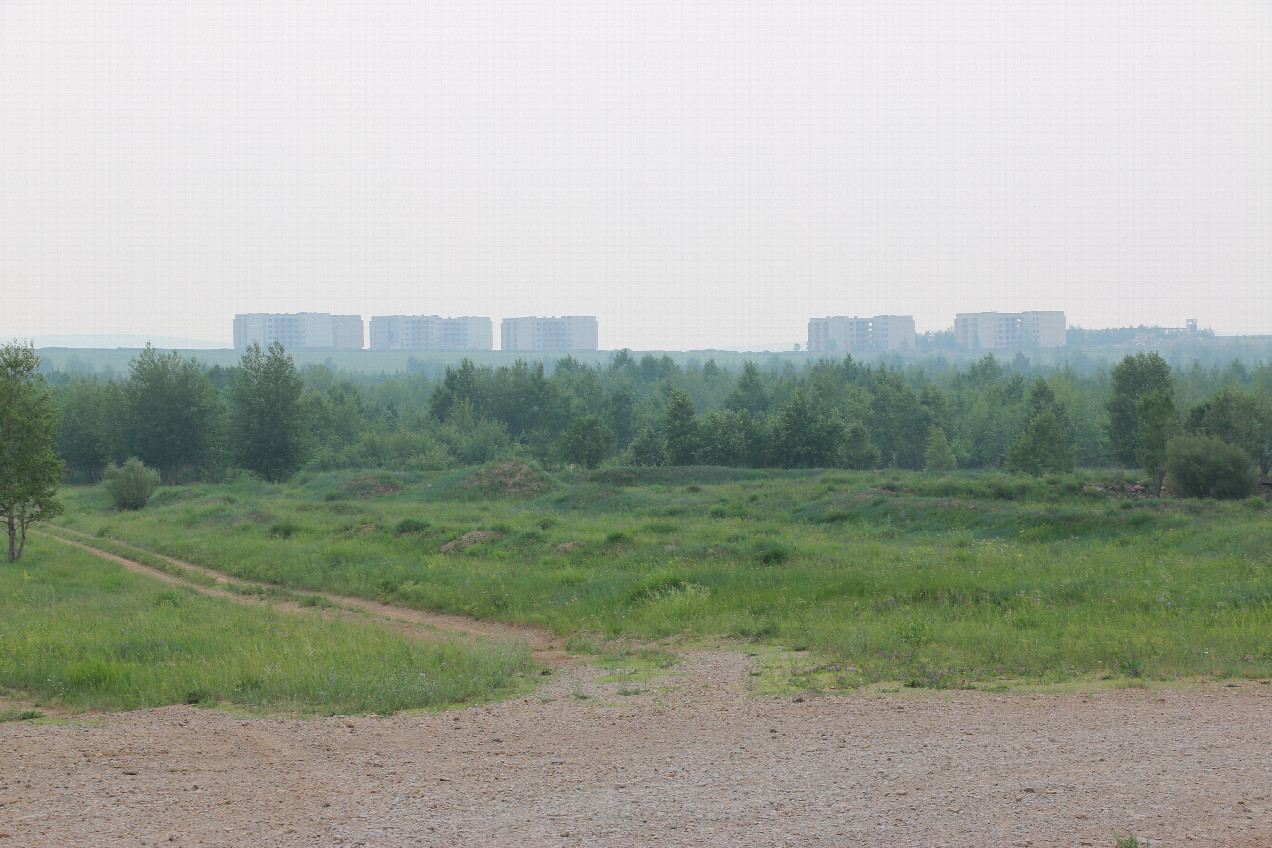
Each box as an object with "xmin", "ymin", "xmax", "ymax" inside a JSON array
[{"xmin": 5, "ymin": 651, "xmax": 1270, "ymax": 847}]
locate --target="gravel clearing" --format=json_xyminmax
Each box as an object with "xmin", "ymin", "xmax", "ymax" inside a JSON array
[{"xmin": 4, "ymin": 651, "xmax": 1270, "ymax": 847}]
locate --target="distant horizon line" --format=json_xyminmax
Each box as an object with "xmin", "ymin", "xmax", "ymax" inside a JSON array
[{"xmin": 25, "ymin": 323, "xmax": 1257, "ymax": 354}]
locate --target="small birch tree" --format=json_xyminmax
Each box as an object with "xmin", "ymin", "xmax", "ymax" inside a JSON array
[{"xmin": 1, "ymin": 342, "xmax": 65, "ymax": 561}]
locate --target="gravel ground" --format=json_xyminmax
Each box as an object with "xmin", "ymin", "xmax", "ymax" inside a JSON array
[{"xmin": 4, "ymin": 651, "xmax": 1270, "ymax": 848}]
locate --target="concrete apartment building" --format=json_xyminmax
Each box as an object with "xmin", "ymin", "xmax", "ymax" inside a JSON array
[
  {"xmin": 233, "ymin": 313, "xmax": 364, "ymax": 350},
  {"xmin": 954, "ymin": 311, "xmax": 1066, "ymax": 350},
  {"xmin": 501, "ymin": 316, "xmax": 599, "ymax": 351},
  {"xmin": 807, "ymin": 315, "xmax": 916, "ymax": 354},
  {"xmin": 369, "ymin": 315, "xmax": 492, "ymax": 351}
]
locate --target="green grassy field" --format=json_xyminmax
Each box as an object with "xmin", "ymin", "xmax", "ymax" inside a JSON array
[
  {"xmin": 0, "ymin": 535, "xmax": 533, "ymax": 715},
  {"xmin": 52, "ymin": 463, "xmax": 1272, "ymax": 690}
]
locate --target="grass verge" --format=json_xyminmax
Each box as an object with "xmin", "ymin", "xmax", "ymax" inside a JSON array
[{"xmin": 1, "ymin": 536, "xmax": 534, "ymax": 715}]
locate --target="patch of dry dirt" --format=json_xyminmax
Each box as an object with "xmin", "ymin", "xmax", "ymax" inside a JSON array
[{"xmin": 4, "ymin": 652, "xmax": 1271, "ymax": 847}]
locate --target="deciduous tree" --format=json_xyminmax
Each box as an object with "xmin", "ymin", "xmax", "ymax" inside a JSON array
[
  {"xmin": 663, "ymin": 387, "xmax": 700, "ymax": 465},
  {"xmin": 1105, "ymin": 352, "xmax": 1172, "ymax": 466},
  {"xmin": 1, "ymin": 342, "xmax": 65, "ymax": 561},
  {"xmin": 53, "ymin": 377, "xmax": 114, "ymax": 481},
  {"xmin": 229, "ymin": 341, "xmax": 307, "ymax": 482},
  {"xmin": 840, "ymin": 421, "xmax": 881, "ymax": 470},
  {"xmin": 1006, "ymin": 410, "xmax": 1075, "ymax": 476},
  {"xmin": 603, "ymin": 385, "xmax": 636, "ymax": 448},
  {"xmin": 773, "ymin": 387, "xmax": 845, "ymax": 469},
  {"xmin": 627, "ymin": 426, "xmax": 667, "ymax": 467},
  {"xmin": 869, "ymin": 368, "xmax": 930, "ymax": 469},
  {"xmin": 1186, "ymin": 387, "xmax": 1268, "ymax": 472},
  {"xmin": 556, "ymin": 415, "xmax": 616, "ymax": 469},
  {"xmin": 1136, "ymin": 391, "xmax": 1180, "ymax": 496},
  {"xmin": 723, "ymin": 361, "xmax": 770, "ymax": 415},
  {"xmin": 123, "ymin": 344, "xmax": 221, "ymax": 484},
  {"xmin": 924, "ymin": 425, "xmax": 957, "ymax": 473}
]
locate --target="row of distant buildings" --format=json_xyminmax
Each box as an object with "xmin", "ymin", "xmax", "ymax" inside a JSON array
[
  {"xmin": 807, "ymin": 311, "xmax": 1066, "ymax": 353},
  {"xmin": 232, "ymin": 310, "xmax": 1065, "ymax": 354},
  {"xmin": 232, "ymin": 313, "xmax": 599, "ymax": 352}
]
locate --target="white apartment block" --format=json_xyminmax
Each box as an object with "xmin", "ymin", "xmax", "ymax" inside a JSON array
[
  {"xmin": 954, "ymin": 311, "xmax": 1066, "ymax": 350},
  {"xmin": 501, "ymin": 316, "xmax": 599, "ymax": 351},
  {"xmin": 369, "ymin": 315, "xmax": 493, "ymax": 351},
  {"xmin": 807, "ymin": 315, "xmax": 916, "ymax": 354},
  {"xmin": 233, "ymin": 313, "xmax": 364, "ymax": 351}
]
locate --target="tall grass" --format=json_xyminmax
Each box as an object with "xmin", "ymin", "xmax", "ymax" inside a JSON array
[
  {"xmin": 56, "ymin": 465, "xmax": 1272, "ymax": 687},
  {"xmin": 0, "ymin": 536, "xmax": 533, "ymax": 713}
]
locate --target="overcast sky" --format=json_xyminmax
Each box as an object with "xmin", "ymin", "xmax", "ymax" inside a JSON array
[{"xmin": 3, "ymin": 1, "xmax": 1269, "ymax": 350}]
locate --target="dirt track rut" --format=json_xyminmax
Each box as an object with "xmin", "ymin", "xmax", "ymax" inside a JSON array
[{"xmin": 37, "ymin": 526, "xmax": 572, "ymax": 663}]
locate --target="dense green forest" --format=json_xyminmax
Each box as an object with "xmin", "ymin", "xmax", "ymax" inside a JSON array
[{"xmin": 46, "ymin": 343, "xmax": 1272, "ymax": 488}]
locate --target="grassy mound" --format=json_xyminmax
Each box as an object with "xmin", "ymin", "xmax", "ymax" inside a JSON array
[
  {"xmin": 340, "ymin": 472, "xmax": 406, "ymax": 497},
  {"xmin": 455, "ymin": 461, "xmax": 561, "ymax": 499}
]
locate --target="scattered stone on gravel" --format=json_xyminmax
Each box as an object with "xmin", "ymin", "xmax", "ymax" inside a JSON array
[{"xmin": 4, "ymin": 651, "xmax": 1271, "ymax": 846}]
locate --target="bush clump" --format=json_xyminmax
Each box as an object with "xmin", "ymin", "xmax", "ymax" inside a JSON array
[
  {"xmin": 1165, "ymin": 435, "xmax": 1257, "ymax": 500},
  {"xmin": 394, "ymin": 518, "xmax": 430, "ymax": 535},
  {"xmin": 269, "ymin": 519, "xmax": 301, "ymax": 539},
  {"xmin": 103, "ymin": 458, "xmax": 162, "ymax": 511}
]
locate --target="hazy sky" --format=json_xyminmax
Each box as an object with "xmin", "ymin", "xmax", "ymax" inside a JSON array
[{"xmin": 3, "ymin": 1, "xmax": 1269, "ymax": 349}]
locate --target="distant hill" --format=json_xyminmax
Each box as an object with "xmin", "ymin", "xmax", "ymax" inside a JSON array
[{"xmin": 33, "ymin": 334, "xmax": 230, "ymax": 350}]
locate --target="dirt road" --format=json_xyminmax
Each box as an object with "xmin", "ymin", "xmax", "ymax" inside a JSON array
[{"xmin": 4, "ymin": 651, "xmax": 1270, "ymax": 847}]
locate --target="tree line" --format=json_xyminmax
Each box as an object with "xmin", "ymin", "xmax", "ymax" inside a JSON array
[{"xmin": 44, "ymin": 344, "xmax": 1272, "ymax": 485}]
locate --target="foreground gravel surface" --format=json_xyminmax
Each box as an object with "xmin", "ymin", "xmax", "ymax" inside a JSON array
[{"xmin": 3, "ymin": 652, "xmax": 1270, "ymax": 847}]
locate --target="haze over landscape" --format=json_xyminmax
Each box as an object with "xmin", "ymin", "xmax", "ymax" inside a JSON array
[
  {"xmin": 3, "ymin": 1, "xmax": 1269, "ymax": 349},
  {"xmin": 8, "ymin": 8, "xmax": 1272, "ymax": 846}
]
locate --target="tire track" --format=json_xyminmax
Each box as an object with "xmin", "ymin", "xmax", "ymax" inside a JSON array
[{"xmin": 36, "ymin": 526, "xmax": 578, "ymax": 664}]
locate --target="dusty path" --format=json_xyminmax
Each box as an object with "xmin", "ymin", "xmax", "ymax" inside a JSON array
[
  {"xmin": 4, "ymin": 651, "xmax": 1271, "ymax": 847},
  {"xmin": 37, "ymin": 527, "xmax": 573, "ymax": 663}
]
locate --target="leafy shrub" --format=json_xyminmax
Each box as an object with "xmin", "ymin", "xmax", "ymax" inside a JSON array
[
  {"xmin": 626, "ymin": 426, "xmax": 667, "ymax": 467},
  {"xmin": 103, "ymin": 458, "xmax": 162, "ymax": 510},
  {"xmin": 754, "ymin": 543, "xmax": 792, "ymax": 565},
  {"xmin": 1165, "ymin": 435, "xmax": 1257, "ymax": 500},
  {"xmin": 394, "ymin": 518, "xmax": 430, "ymax": 535},
  {"xmin": 269, "ymin": 518, "xmax": 301, "ymax": 539},
  {"xmin": 626, "ymin": 570, "xmax": 687, "ymax": 602},
  {"xmin": 555, "ymin": 415, "xmax": 617, "ymax": 469},
  {"xmin": 1006, "ymin": 411, "xmax": 1075, "ymax": 476}
]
